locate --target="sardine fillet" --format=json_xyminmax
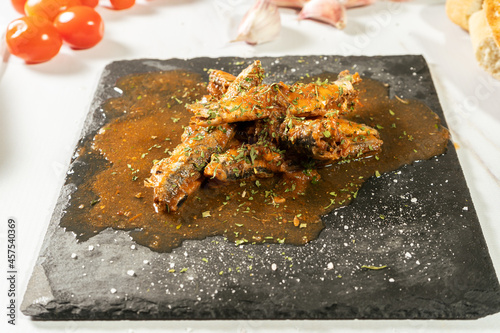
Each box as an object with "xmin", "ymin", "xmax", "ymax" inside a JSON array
[{"xmin": 145, "ymin": 124, "xmax": 234, "ymax": 212}]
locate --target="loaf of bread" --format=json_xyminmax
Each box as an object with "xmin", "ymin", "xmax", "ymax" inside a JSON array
[
  {"xmin": 446, "ymin": 0, "xmax": 484, "ymax": 31},
  {"xmin": 469, "ymin": 0, "xmax": 500, "ymax": 79}
]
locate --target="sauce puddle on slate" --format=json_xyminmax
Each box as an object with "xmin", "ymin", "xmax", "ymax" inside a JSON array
[{"xmin": 60, "ymin": 70, "xmax": 449, "ymax": 252}]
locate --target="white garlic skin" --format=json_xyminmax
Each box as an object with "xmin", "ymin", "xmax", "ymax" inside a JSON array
[{"xmin": 234, "ymin": 0, "xmax": 282, "ymax": 45}]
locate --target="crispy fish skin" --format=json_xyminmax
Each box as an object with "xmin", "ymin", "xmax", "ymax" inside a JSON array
[
  {"xmin": 279, "ymin": 70, "xmax": 361, "ymax": 118},
  {"xmin": 188, "ymin": 61, "xmax": 268, "ymax": 124},
  {"xmin": 145, "ymin": 124, "xmax": 235, "ymax": 212},
  {"xmin": 335, "ymin": 118, "xmax": 383, "ymax": 158},
  {"xmin": 204, "ymin": 142, "xmax": 288, "ymax": 182},
  {"xmin": 207, "ymin": 70, "xmax": 236, "ymax": 99},
  {"xmin": 189, "ymin": 84, "xmax": 285, "ymax": 125},
  {"xmin": 224, "ymin": 60, "xmax": 266, "ymax": 97},
  {"xmin": 279, "ymin": 116, "xmax": 382, "ymax": 161}
]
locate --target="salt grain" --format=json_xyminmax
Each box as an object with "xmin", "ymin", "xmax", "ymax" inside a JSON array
[
  {"xmin": 110, "ymin": 288, "xmax": 117, "ymax": 294},
  {"xmin": 127, "ymin": 270, "xmax": 136, "ymax": 277}
]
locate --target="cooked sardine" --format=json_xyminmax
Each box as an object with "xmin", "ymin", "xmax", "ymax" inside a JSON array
[
  {"xmin": 145, "ymin": 124, "xmax": 235, "ymax": 212},
  {"xmin": 279, "ymin": 116, "xmax": 382, "ymax": 161},
  {"xmin": 204, "ymin": 142, "xmax": 288, "ymax": 181}
]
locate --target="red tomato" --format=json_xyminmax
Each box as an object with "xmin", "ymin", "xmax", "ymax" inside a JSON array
[
  {"xmin": 80, "ymin": 0, "xmax": 98, "ymax": 7},
  {"xmin": 54, "ymin": 6, "xmax": 104, "ymax": 49},
  {"xmin": 5, "ymin": 16, "xmax": 62, "ymax": 64},
  {"xmin": 110, "ymin": 0, "xmax": 135, "ymax": 10},
  {"xmin": 11, "ymin": 0, "xmax": 27, "ymax": 14},
  {"xmin": 24, "ymin": 0, "xmax": 82, "ymax": 21}
]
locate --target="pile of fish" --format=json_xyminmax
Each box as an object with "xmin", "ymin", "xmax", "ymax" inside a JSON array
[{"xmin": 145, "ymin": 61, "xmax": 382, "ymax": 213}]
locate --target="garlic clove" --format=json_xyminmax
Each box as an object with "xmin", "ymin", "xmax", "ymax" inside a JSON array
[
  {"xmin": 341, "ymin": 0, "xmax": 377, "ymax": 9},
  {"xmin": 234, "ymin": 0, "xmax": 282, "ymax": 45},
  {"xmin": 270, "ymin": 0, "xmax": 308, "ymax": 9},
  {"xmin": 298, "ymin": 0, "xmax": 347, "ymax": 29}
]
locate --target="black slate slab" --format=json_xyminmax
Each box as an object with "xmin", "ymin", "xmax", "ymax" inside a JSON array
[{"xmin": 21, "ymin": 55, "xmax": 500, "ymax": 319}]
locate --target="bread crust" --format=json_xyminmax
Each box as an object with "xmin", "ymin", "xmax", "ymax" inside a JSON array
[
  {"xmin": 446, "ymin": 0, "xmax": 483, "ymax": 31},
  {"xmin": 484, "ymin": 0, "xmax": 500, "ymax": 48}
]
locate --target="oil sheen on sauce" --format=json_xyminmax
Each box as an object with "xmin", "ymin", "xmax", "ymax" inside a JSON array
[{"xmin": 60, "ymin": 70, "xmax": 450, "ymax": 253}]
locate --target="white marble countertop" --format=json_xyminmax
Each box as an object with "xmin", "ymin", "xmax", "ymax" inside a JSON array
[{"xmin": 0, "ymin": 0, "xmax": 499, "ymax": 331}]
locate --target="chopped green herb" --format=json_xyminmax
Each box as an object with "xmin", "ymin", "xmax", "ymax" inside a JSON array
[
  {"xmin": 324, "ymin": 198, "xmax": 335, "ymax": 209},
  {"xmin": 361, "ymin": 265, "xmax": 387, "ymax": 270}
]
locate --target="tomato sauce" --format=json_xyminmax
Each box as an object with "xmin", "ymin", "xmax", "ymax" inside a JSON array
[{"xmin": 60, "ymin": 70, "xmax": 449, "ymax": 252}]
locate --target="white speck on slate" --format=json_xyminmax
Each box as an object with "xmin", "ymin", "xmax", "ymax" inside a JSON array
[
  {"xmin": 127, "ymin": 270, "xmax": 135, "ymax": 277},
  {"xmin": 327, "ymin": 262, "xmax": 334, "ymax": 270},
  {"xmin": 271, "ymin": 263, "xmax": 277, "ymax": 271},
  {"xmin": 110, "ymin": 288, "xmax": 117, "ymax": 294},
  {"xmin": 88, "ymin": 245, "xmax": 94, "ymax": 251},
  {"xmin": 389, "ymin": 278, "xmax": 395, "ymax": 283},
  {"xmin": 411, "ymin": 198, "xmax": 417, "ymax": 203},
  {"xmin": 71, "ymin": 253, "xmax": 77, "ymax": 259}
]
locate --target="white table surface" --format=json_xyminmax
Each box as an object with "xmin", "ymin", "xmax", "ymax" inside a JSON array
[{"xmin": 1, "ymin": 0, "xmax": 499, "ymax": 332}]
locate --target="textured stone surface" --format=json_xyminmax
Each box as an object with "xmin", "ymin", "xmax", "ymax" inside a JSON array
[{"xmin": 21, "ymin": 56, "xmax": 500, "ymax": 319}]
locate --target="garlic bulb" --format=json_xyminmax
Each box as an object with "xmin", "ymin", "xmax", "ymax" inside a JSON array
[
  {"xmin": 298, "ymin": 0, "xmax": 347, "ymax": 29},
  {"xmin": 234, "ymin": 0, "xmax": 282, "ymax": 45}
]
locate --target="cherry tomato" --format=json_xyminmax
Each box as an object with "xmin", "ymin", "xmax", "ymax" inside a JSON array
[
  {"xmin": 5, "ymin": 16, "xmax": 62, "ymax": 64},
  {"xmin": 54, "ymin": 6, "xmax": 104, "ymax": 49},
  {"xmin": 11, "ymin": 0, "xmax": 27, "ymax": 15},
  {"xmin": 80, "ymin": 0, "xmax": 98, "ymax": 7},
  {"xmin": 110, "ymin": 0, "xmax": 135, "ymax": 10},
  {"xmin": 24, "ymin": 0, "xmax": 81, "ymax": 21}
]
